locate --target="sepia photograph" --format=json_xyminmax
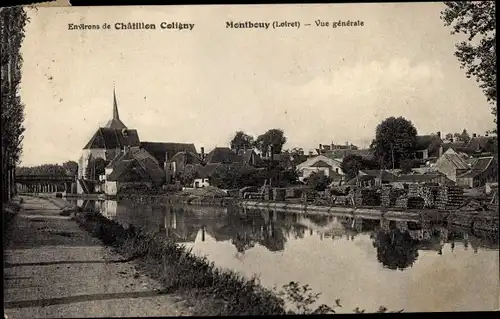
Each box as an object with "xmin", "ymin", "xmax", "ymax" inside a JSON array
[{"xmin": 2, "ymin": 2, "xmax": 498, "ymax": 317}]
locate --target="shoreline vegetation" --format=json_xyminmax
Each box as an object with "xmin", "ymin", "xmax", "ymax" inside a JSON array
[{"xmin": 70, "ymin": 203, "xmax": 402, "ymax": 315}]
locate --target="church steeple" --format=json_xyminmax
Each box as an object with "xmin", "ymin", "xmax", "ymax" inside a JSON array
[
  {"xmin": 113, "ymin": 86, "xmax": 120, "ymax": 120},
  {"xmin": 104, "ymin": 86, "xmax": 127, "ymax": 129}
]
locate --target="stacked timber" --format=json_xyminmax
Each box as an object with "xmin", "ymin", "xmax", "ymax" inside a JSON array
[
  {"xmin": 407, "ymin": 184, "xmax": 439, "ymax": 208},
  {"xmin": 407, "ymin": 197, "xmax": 425, "ymax": 209},
  {"xmin": 286, "ymin": 188, "xmax": 303, "ymax": 198},
  {"xmin": 395, "ymin": 195, "xmax": 408, "ymax": 209},
  {"xmin": 353, "ymin": 188, "xmax": 381, "ymax": 206},
  {"xmin": 437, "ymin": 186, "xmax": 464, "ymax": 211},
  {"xmin": 381, "ymin": 187, "xmax": 407, "ymax": 208},
  {"xmin": 263, "ymin": 187, "xmax": 273, "ymax": 201},
  {"xmin": 396, "ymin": 221, "xmax": 409, "ymax": 232},
  {"xmin": 273, "ymin": 188, "xmax": 286, "ymax": 201}
]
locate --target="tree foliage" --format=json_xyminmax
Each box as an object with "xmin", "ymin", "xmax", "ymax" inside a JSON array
[
  {"xmin": 16, "ymin": 164, "xmax": 68, "ymax": 176},
  {"xmin": 1, "ymin": 7, "xmax": 29, "ymax": 202},
  {"xmin": 372, "ymin": 229, "xmax": 419, "ymax": 271},
  {"xmin": 255, "ymin": 129, "xmax": 287, "ymax": 158},
  {"xmin": 341, "ymin": 154, "xmax": 380, "ymax": 180},
  {"xmin": 230, "ymin": 131, "xmax": 255, "ymax": 153},
  {"xmin": 370, "ymin": 117, "xmax": 418, "ymax": 169},
  {"xmin": 441, "ymin": 1, "xmax": 497, "ymax": 128},
  {"xmin": 62, "ymin": 160, "xmax": 79, "ymax": 176},
  {"xmin": 306, "ymin": 172, "xmax": 332, "ymax": 191}
]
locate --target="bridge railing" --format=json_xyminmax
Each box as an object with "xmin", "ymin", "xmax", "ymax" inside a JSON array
[{"xmin": 15, "ymin": 175, "xmax": 76, "ymax": 182}]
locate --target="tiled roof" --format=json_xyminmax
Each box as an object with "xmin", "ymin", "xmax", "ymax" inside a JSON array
[
  {"xmin": 359, "ymin": 170, "xmax": 396, "ymax": 182},
  {"xmin": 440, "ymin": 149, "xmax": 470, "ymax": 170},
  {"xmin": 205, "ymin": 147, "xmax": 239, "ymax": 164},
  {"xmin": 170, "ymin": 151, "xmax": 203, "ymax": 165},
  {"xmin": 83, "ymin": 128, "xmax": 140, "ymax": 150},
  {"xmin": 107, "ymin": 147, "xmax": 165, "ymax": 184},
  {"xmin": 194, "ymin": 163, "xmax": 221, "ymax": 178},
  {"xmin": 141, "ymin": 142, "xmax": 197, "ymax": 164},
  {"xmin": 396, "ymin": 173, "xmax": 451, "ymax": 183},
  {"xmin": 323, "ymin": 149, "xmax": 372, "ymax": 159},
  {"xmin": 465, "ymin": 136, "xmax": 497, "ymax": 152}
]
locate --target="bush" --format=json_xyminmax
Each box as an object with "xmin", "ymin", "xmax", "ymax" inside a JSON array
[{"xmin": 306, "ymin": 172, "xmax": 332, "ymax": 191}]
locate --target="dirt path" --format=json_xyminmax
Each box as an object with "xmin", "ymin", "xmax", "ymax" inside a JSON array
[{"xmin": 3, "ymin": 196, "xmax": 192, "ymax": 318}]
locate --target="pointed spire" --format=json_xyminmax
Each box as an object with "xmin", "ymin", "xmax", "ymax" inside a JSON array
[
  {"xmin": 113, "ymin": 86, "xmax": 120, "ymax": 120},
  {"xmin": 104, "ymin": 85, "xmax": 127, "ymax": 129}
]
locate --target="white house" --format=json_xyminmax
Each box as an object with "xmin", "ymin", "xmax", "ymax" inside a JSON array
[{"xmin": 296, "ymin": 155, "xmax": 344, "ymax": 182}]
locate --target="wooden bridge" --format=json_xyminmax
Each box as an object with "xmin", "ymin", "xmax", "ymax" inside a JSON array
[{"xmin": 15, "ymin": 174, "xmax": 76, "ymax": 194}]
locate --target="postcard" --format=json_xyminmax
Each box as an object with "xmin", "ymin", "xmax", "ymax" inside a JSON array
[{"xmin": 2, "ymin": 3, "xmax": 498, "ymax": 318}]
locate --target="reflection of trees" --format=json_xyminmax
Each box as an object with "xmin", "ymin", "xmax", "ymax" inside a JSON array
[{"xmin": 372, "ymin": 229, "xmax": 420, "ymax": 271}]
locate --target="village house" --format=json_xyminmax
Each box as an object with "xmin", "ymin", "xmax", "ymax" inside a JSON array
[
  {"xmin": 104, "ymin": 146, "xmax": 165, "ymax": 196},
  {"xmin": 316, "ymin": 142, "xmax": 371, "ymax": 162},
  {"xmin": 413, "ymin": 133, "xmax": 443, "ymax": 165},
  {"xmin": 464, "ymin": 133, "xmax": 498, "ymax": 156},
  {"xmin": 77, "ymin": 88, "xmax": 198, "ymax": 194},
  {"xmin": 345, "ymin": 169, "xmax": 397, "ymax": 187},
  {"xmin": 296, "ymin": 155, "xmax": 344, "ymax": 183},
  {"xmin": 432, "ymin": 148, "xmax": 470, "ymax": 183},
  {"xmin": 456, "ymin": 156, "xmax": 498, "ymax": 188}
]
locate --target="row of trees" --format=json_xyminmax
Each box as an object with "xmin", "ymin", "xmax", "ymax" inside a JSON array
[
  {"xmin": 1, "ymin": 7, "xmax": 29, "ymax": 203},
  {"xmin": 16, "ymin": 161, "xmax": 79, "ymax": 177}
]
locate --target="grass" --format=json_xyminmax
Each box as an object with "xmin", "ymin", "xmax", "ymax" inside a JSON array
[{"xmin": 73, "ymin": 208, "xmax": 404, "ymax": 315}]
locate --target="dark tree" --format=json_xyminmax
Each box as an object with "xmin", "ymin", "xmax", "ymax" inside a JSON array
[
  {"xmin": 255, "ymin": 129, "xmax": 287, "ymax": 158},
  {"xmin": 341, "ymin": 154, "xmax": 380, "ymax": 180},
  {"xmin": 306, "ymin": 172, "xmax": 332, "ymax": 191},
  {"xmin": 230, "ymin": 131, "xmax": 255, "ymax": 153},
  {"xmin": 372, "ymin": 229, "xmax": 420, "ymax": 271},
  {"xmin": 62, "ymin": 160, "xmax": 79, "ymax": 176},
  {"xmin": 1, "ymin": 7, "xmax": 29, "ymax": 202},
  {"xmin": 441, "ymin": 1, "xmax": 496, "ymax": 130},
  {"xmin": 370, "ymin": 117, "xmax": 418, "ymax": 169}
]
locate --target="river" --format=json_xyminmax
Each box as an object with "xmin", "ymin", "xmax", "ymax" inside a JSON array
[{"xmin": 69, "ymin": 198, "xmax": 499, "ymax": 313}]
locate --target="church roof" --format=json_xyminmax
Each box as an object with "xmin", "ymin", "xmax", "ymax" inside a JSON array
[{"xmin": 83, "ymin": 128, "xmax": 140, "ymax": 150}]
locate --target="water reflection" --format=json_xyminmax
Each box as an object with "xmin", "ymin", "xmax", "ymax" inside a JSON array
[{"xmin": 71, "ymin": 199, "xmax": 499, "ymax": 312}]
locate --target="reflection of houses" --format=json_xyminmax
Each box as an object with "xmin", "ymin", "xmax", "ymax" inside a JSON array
[{"xmin": 296, "ymin": 155, "xmax": 344, "ymax": 183}]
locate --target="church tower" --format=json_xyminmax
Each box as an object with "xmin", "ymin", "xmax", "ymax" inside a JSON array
[{"xmin": 104, "ymin": 87, "xmax": 127, "ymax": 129}]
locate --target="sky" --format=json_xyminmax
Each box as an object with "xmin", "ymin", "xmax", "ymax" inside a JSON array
[{"xmin": 19, "ymin": 3, "xmax": 495, "ymax": 167}]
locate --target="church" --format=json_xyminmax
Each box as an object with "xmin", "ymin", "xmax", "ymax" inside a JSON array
[{"xmin": 77, "ymin": 88, "xmax": 197, "ymax": 194}]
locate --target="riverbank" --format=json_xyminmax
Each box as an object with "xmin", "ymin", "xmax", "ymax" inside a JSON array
[
  {"xmin": 113, "ymin": 190, "xmax": 498, "ymax": 232},
  {"xmin": 4, "ymin": 196, "xmax": 192, "ymax": 318},
  {"xmin": 72, "ymin": 207, "xmax": 289, "ymax": 316}
]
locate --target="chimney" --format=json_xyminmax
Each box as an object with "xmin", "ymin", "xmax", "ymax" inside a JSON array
[
  {"xmin": 308, "ymin": 150, "xmax": 313, "ymax": 158},
  {"xmin": 200, "ymin": 147, "xmax": 205, "ymax": 160},
  {"xmin": 437, "ymin": 131, "xmax": 441, "ymax": 139},
  {"xmin": 319, "ymin": 144, "xmax": 322, "ymax": 152},
  {"xmin": 345, "ymin": 141, "xmax": 349, "ymax": 146},
  {"xmin": 473, "ymin": 133, "xmax": 477, "ymax": 138},
  {"xmin": 331, "ymin": 142, "xmax": 334, "ymax": 150}
]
